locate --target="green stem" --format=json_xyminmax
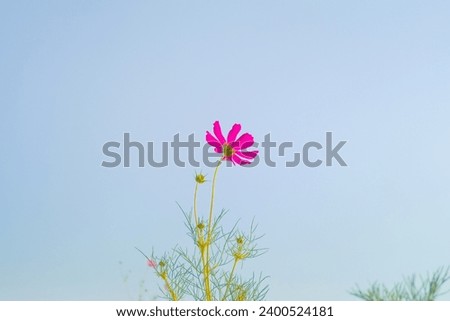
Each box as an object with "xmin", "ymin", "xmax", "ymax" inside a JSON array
[
  {"xmin": 161, "ymin": 274, "xmax": 178, "ymax": 301},
  {"xmin": 222, "ymin": 258, "xmax": 239, "ymax": 301},
  {"xmin": 194, "ymin": 181, "xmax": 211, "ymax": 299},
  {"xmin": 207, "ymin": 162, "xmax": 221, "ymax": 239},
  {"xmin": 204, "ymin": 161, "xmax": 221, "ymax": 300},
  {"xmin": 193, "ymin": 182, "xmax": 199, "ymax": 227}
]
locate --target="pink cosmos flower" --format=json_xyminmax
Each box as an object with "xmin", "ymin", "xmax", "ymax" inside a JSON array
[
  {"xmin": 147, "ymin": 259, "xmax": 157, "ymax": 268},
  {"xmin": 206, "ymin": 121, "xmax": 258, "ymax": 166}
]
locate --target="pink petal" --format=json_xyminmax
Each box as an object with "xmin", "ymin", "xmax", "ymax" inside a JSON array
[
  {"xmin": 228, "ymin": 141, "xmax": 241, "ymax": 152},
  {"xmin": 236, "ymin": 133, "xmax": 255, "ymax": 149},
  {"xmin": 213, "ymin": 121, "xmax": 226, "ymax": 144},
  {"xmin": 147, "ymin": 259, "xmax": 157, "ymax": 268},
  {"xmin": 206, "ymin": 131, "xmax": 223, "ymax": 150},
  {"xmin": 227, "ymin": 123, "xmax": 242, "ymax": 143},
  {"xmin": 235, "ymin": 150, "xmax": 258, "ymax": 159},
  {"xmin": 231, "ymin": 154, "xmax": 251, "ymax": 166}
]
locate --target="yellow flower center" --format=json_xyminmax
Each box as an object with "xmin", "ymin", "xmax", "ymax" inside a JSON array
[
  {"xmin": 195, "ymin": 173, "xmax": 206, "ymax": 184},
  {"xmin": 223, "ymin": 144, "xmax": 235, "ymax": 158},
  {"xmin": 236, "ymin": 285, "xmax": 247, "ymax": 301}
]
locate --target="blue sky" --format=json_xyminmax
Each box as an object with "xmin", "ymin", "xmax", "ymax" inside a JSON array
[{"xmin": 1, "ymin": 1, "xmax": 449, "ymax": 300}]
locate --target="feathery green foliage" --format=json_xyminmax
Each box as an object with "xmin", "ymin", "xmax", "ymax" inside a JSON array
[
  {"xmin": 139, "ymin": 163, "xmax": 268, "ymax": 301},
  {"xmin": 350, "ymin": 266, "xmax": 450, "ymax": 301}
]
